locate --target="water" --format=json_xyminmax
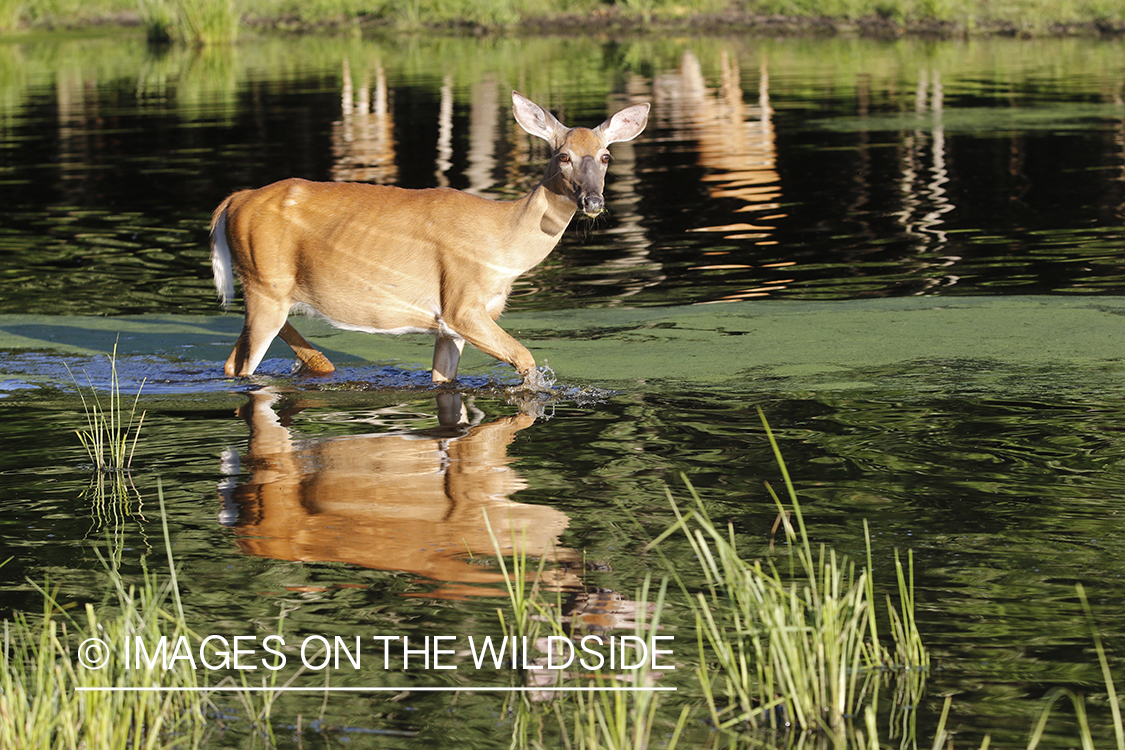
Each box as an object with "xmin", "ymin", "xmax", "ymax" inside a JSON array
[{"xmin": 2, "ymin": 30, "xmax": 1125, "ymax": 747}]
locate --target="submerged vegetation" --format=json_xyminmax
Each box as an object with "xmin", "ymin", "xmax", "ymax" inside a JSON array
[{"xmin": 1, "ymin": 0, "xmax": 1123, "ymax": 38}]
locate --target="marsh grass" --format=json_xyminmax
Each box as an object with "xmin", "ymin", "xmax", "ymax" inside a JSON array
[
  {"xmin": 490, "ymin": 408, "xmax": 933, "ymax": 748},
  {"xmin": 0, "ymin": 485, "xmax": 291, "ymax": 750},
  {"xmin": 68, "ymin": 343, "xmax": 148, "ymax": 562},
  {"xmin": 176, "ymin": 0, "xmax": 239, "ymax": 45},
  {"xmin": 138, "ymin": 0, "xmax": 239, "ymax": 45},
  {"xmin": 483, "ymin": 508, "xmax": 559, "ymax": 646},
  {"xmin": 68, "ymin": 342, "xmax": 146, "ymax": 475},
  {"xmin": 565, "ymin": 574, "xmax": 691, "ymax": 750},
  {"xmin": 645, "ymin": 407, "xmax": 928, "ymax": 739},
  {"xmin": 0, "ymin": 486, "xmax": 207, "ymax": 750},
  {"xmin": 0, "ymin": 0, "xmax": 21, "ymax": 31},
  {"xmin": 12, "ymin": 0, "xmax": 1123, "ymax": 34},
  {"xmin": 486, "ymin": 508, "xmax": 688, "ymax": 750}
]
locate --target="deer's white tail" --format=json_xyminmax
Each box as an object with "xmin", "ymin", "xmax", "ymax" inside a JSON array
[{"xmin": 210, "ymin": 204, "xmax": 235, "ymax": 309}]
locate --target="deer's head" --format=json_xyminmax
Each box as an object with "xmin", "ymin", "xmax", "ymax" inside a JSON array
[{"xmin": 513, "ymin": 91, "xmax": 650, "ymax": 218}]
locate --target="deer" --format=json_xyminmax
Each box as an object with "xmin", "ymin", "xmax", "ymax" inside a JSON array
[{"xmin": 210, "ymin": 91, "xmax": 650, "ymax": 389}]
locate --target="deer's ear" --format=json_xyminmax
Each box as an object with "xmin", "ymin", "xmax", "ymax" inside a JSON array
[
  {"xmin": 512, "ymin": 91, "xmax": 568, "ymax": 146},
  {"xmin": 595, "ymin": 102, "xmax": 650, "ymax": 145}
]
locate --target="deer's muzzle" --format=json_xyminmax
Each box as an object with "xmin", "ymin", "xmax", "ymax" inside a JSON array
[{"xmin": 579, "ymin": 194, "xmax": 605, "ymax": 217}]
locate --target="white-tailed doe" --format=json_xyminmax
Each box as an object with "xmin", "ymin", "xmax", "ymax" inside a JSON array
[{"xmin": 210, "ymin": 91, "xmax": 649, "ymax": 388}]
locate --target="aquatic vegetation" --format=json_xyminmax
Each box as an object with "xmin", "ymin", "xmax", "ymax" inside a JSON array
[
  {"xmin": 650, "ymin": 409, "xmax": 928, "ymax": 736},
  {"xmin": 0, "ymin": 487, "xmax": 205, "ymax": 750},
  {"xmin": 68, "ymin": 343, "xmax": 146, "ymax": 475},
  {"xmin": 8, "ymin": 0, "xmax": 1125, "ymax": 33},
  {"xmin": 4, "ymin": 389, "xmax": 1124, "ymax": 749},
  {"xmin": 563, "ymin": 575, "xmax": 690, "ymax": 750},
  {"xmin": 0, "ymin": 486, "xmax": 289, "ymax": 750},
  {"xmin": 493, "ymin": 410, "xmax": 928, "ymax": 747},
  {"xmin": 137, "ymin": 0, "xmax": 240, "ymax": 45},
  {"xmin": 484, "ymin": 507, "xmax": 558, "ymax": 644},
  {"xmin": 493, "ymin": 414, "xmax": 1125, "ymax": 750},
  {"xmin": 64, "ymin": 344, "xmax": 148, "ymax": 567}
]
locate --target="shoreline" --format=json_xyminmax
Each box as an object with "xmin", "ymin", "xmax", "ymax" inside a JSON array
[{"xmin": 8, "ymin": 9, "xmax": 1125, "ymax": 40}]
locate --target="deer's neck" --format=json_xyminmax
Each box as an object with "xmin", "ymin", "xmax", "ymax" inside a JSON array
[{"xmin": 505, "ymin": 181, "xmax": 577, "ymax": 269}]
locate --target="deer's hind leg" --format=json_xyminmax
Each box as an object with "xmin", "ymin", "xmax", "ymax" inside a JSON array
[
  {"xmin": 278, "ymin": 322, "xmax": 335, "ymax": 374},
  {"xmin": 225, "ymin": 297, "xmax": 290, "ymax": 377}
]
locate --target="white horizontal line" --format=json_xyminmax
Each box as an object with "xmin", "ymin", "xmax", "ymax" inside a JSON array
[{"xmin": 76, "ymin": 686, "xmax": 675, "ymax": 693}]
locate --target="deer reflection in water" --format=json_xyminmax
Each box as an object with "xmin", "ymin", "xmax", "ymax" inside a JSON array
[
  {"xmin": 217, "ymin": 390, "xmax": 662, "ymax": 695},
  {"xmin": 217, "ymin": 390, "xmax": 580, "ymax": 600}
]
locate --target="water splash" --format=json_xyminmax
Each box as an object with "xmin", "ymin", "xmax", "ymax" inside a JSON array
[{"xmin": 499, "ymin": 362, "xmax": 618, "ymax": 417}]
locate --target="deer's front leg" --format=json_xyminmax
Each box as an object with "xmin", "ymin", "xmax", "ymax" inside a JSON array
[
  {"xmin": 445, "ymin": 313, "xmax": 544, "ymax": 390},
  {"xmin": 432, "ymin": 335, "xmax": 466, "ymax": 383}
]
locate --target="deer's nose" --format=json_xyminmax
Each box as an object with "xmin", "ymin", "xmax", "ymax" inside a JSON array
[{"xmin": 579, "ymin": 194, "xmax": 605, "ymax": 217}]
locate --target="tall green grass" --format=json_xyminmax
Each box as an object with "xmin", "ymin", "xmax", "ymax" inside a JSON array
[
  {"xmin": 0, "ymin": 487, "xmax": 206, "ymax": 749},
  {"xmin": 69, "ymin": 343, "xmax": 146, "ymax": 474},
  {"xmin": 0, "ymin": 0, "xmax": 21, "ymax": 31},
  {"xmin": 0, "ymin": 485, "xmax": 290, "ymax": 750},
  {"xmin": 646, "ymin": 408, "xmax": 927, "ymax": 735},
  {"xmin": 565, "ymin": 575, "xmax": 691, "ymax": 750},
  {"xmin": 138, "ymin": 0, "xmax": 239, "ymax": 45}
]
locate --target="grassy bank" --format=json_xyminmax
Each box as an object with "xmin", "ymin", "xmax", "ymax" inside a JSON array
[{"xmin": 2, "ymin": 0, "xmax": 1123, "ymax": 39}]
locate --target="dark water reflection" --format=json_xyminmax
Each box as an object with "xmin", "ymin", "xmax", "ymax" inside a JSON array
[
  {"xmin": 3, "ymin": 36, "xmax": 1125, "ymax": 315},
  {"xmin": 2, "ymin": 30, "xmax": 1125, "ymax": 749}
]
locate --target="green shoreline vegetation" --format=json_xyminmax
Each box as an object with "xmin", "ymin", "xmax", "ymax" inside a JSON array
[{"xmin": 0, "ymin": 0, "xmax": 1123, "ymax": 42}]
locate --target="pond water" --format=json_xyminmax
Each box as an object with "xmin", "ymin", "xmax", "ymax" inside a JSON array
[{"xmin": 2, "ymin": 30, "xmax": 1125, "ymax": 748}]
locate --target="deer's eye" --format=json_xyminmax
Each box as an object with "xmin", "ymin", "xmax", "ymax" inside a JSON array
[
  {"xmin": 557, "ymin": 153, "xmax": 571, "ymax": 163},
  {"xmin": 600, "ymin": 153, "xmax": 611, "ymax": 164}
]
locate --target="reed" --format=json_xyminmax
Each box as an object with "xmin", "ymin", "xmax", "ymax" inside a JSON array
[
  {"xmin": 69, "ymin": 342, "xmax": 146, "ymax": 474},
  {"xmin": 137, "ymin": 0, "xmax": 240, "ymax": 45},
  {"xmin": 649, "ymin": 408, "xmax": 928, "ymax": 736},
  {"xmin": 0, "ymin": 486, "xmax": 207, "ymax": 750}
]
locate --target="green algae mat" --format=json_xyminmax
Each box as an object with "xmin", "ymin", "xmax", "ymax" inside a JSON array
[{"xmin": 1, "ymin": 296, "xmax": 1122, "ymax": 397}]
